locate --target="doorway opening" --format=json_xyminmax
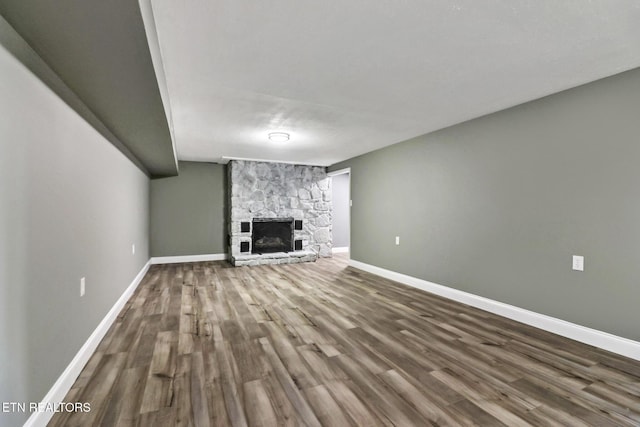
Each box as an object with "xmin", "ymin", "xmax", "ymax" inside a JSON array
[{"xmin": 328, "ymin": 168, "xmax": 351, "ymax": 258}]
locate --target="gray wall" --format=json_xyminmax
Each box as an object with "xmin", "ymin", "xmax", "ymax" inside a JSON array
[
  {"xmin": 150, "ymin": 161, "xmax": 227, "ymax": 257},
  {"xmin": 0, "ymin": 20, "xmax": 149, "ymax": 426},
  {"xmin": 331, "ymin": 173, "xmax": 350, "ymax": 248},
  {"xmin": 330, "ymin": 67, "xmax": 640, "ymax": 341}
]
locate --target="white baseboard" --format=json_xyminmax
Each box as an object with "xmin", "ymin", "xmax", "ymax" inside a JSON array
[
  {"xmin": 24, "ymin": 261, "xmax": 151, "ymax": 427},
  {"xmin": 332, "ymin": 246, "xmax": 350, "ymax": 254},
  {"xmin": 150, "ymin": 253, "xmax": 228, "ymax": 264},
  {"xmin": 349, "ymin": 259, "xmax": 640, "ymax": 361}
]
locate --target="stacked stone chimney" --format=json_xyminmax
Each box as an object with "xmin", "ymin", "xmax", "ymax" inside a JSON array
[{"xmin": 228, "ymin": 160, "xmax": 332, "ymax": 266}]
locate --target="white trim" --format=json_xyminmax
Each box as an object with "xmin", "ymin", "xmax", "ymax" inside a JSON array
[
  {"xmin": 24, "ymin": 261, "xmax": 151, "ymax": 427},
  {"xmin": 332, "ymin": 246, "xmax": 350, "ymax": 254},
  {"xmin": 327, "ymin": 167, "xmax": 351, "ymax": 177},
  {"xmin": 150, "ymin": 253, "xmax": 228, "ymax": 264},
  {"xmin": 349, "ymin": 259, "xmax": 640, "ymax": 361}
]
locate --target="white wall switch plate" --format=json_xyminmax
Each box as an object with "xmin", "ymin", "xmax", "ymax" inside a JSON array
[
  {"xmin": 572, "ymin": 255, "xmax": 584, "ymax": 271},
  {"xmin": 80, "ymin": 277, "xmax": 86, "ymax": 296},
  {"xmin": 132, "ymin": 244, "xmax": 136, "ymax": 255},
  {"xmin": 395, "ymin": 236, "xmax": 400, "ymax": 245}
]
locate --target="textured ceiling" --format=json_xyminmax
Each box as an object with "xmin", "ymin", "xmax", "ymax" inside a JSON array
[
  {"xmin": 2, "ymin": 1, "xmax": 639, "ymax": 172},
  {"xmin": 149, "ymin": 0, "xmax": 640, "ymax": 166}
]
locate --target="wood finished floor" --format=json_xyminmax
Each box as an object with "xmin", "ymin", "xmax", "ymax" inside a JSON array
[{"xmin": 51, "ymin": 256, "xmax": 640, "ymax": 426}]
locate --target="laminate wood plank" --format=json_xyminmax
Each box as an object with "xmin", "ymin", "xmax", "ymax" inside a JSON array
[
  {"xmin": 264, "ymin": 306, "xmax": 308, "ymax": 347},
  {"xmin": 173, "ymin": 354, "xmax": 193, "ymax": 426},
  {"xmin": 260, "ymin": 373, "xmax": 303, "ymax": 427},
  {"xmin": 528, "ymin": 404, "xmax": 595, "ymax": 427},
  {"xmin": 108, "ymin": 309, "xmax": 146, "ymax": 354},
  {"xmin": 258, "ymin": 337, "xmax": 322, "ymax": 427},
  {"xmin": 197, "ymin": 284, "xmax": 215, "ymax": 315},
  {"xmin": 230, "ymin": 339, "xmax": 270, "ymax": 384},
  {"xmin": 323, "ymin": 380, "xmax": 384, "ymax": 427},
  {"xmin": 217, "ymin": 341, "xmax": 249, "ymax": 427},
  {"xmin": 202, "ymin": 338, "xmax": 233, "ymax": 427},
  {"xmin": 220, "ymin": 319, "xmax": 251, "ymax": 343},
  {"xmin": 511, "ymin": 377, "xmax": 623, "ymax": 427},
  {"xmin": 69, "ymin": 352, "xmax": 104, "ymax": 391},
  {"xmin": 135, "ymin": 410, "xmax": 159, "ymax": 427},
  {"xmin": 139, "ymin": 331, "xmax": 178, "ymax": 413},
  {"xmin": 478, "ymin": 338, "xmax": 592, "ymax": 389},
  {"xmin": 243, "ymin": 379, "xmax": 279, "ymax": 427},
  {"xmin": 125, "ymin": 317, "xmax": 160, "ymax": 368},
  {"xmin": 483, "ymin": 339, "xmax": 640, "ymax": 422},
  {"xmin": 60, "ymin": 352, "xmax": 127, "ymax": 426},
  {"xmin": 313, "ymin": 315, "xmax": 392, "ymax": 375},
  {"xmin": 587, "ymin": 362, "xmax": 640, "ymax": 386},
  {"xmin": 399, "ymin": 325, "xmax": 523, "ymax": 385},
  {"xmin": 378, "ymin": 369, "xmax": 475, "ymax": 426},
  {"xmin": 100, "ymin": 366, "xmax": 147, "ymax": 427},
  {"xmin": 520, "ymin": 373, "xmax": 640, "ymax": 425},
  {"xmin": 298, "ymin": 344, "xmax": 349, "ymax": 382},
  {"xmin": 261, "ymin": 322, "xmax": 319, "ymax": 390},
  {"xmin": 149, "ymin": 330, "xmax": 178, "ymax": 379},
  {"xmin": 583, "ymin": 381, "xmax": 640, "ymax": 415},
  {"xmin": 191, "ymin": 351, "xmax": 211, "ymax": 427},
  {"xmin": 430, "ymin": 368, "xmax": 535, "ymax": 426},
  {"xmin": 294, "ymin": 324, "xmax": 335, "ymax": 346},
  {"xmin": 47, "ymin": 386, "xmax": 82, "ymax": 427},
  {"xmin": 333, "ymin": 353, "xmax": 434, "ymax": 426},
  {"xmin": 598, "ymin": 354, "xmax": 640, "ymax": 378},
  {"xmin": 304, "ymin": 384, "xmax": 353, "ymax": 426},
  {"xmin": 448, "ymin": 399, "xmax": 508, "ymax": 427},
  {"xmin": 113, "ymin": 367, "xmax": 149, "ymax": 426},
  {"xmin": 395, "ymin": 325, "xmax": 552, "ymax": 416},
  {"xmin": 49, "ymin": 257, "xmax": 640, "ymax": 426},
  {"xmin": 346, "ymin": 326, "xmax": 437, "ymax": 378},
  {"xmin": 225, "ymin": 278, "xmax": 265, "ymax": 340},
  {"xmin": 155, "ymin": 286, "xmax": 171, "ymax": 316},
  {"xmin": 316, "ymin": 343, "xmax": 342, "ymax": 358},
  {"xmin": 211, "ymin": 290, "xmax": 233, "ymax": 322}
]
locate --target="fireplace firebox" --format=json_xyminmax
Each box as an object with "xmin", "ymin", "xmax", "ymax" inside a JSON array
[{"xmin": 252, "ymin": 218, "xmax": 294, "ymax": 254}]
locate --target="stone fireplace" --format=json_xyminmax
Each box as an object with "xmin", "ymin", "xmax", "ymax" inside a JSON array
[{"xmin": 228, "ymin": 160, "xmax": 332, "ymax": 266}]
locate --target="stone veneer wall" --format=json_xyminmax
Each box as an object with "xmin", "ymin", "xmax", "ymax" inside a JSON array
[{"xmin": 229, "ymin": 160, "xmax": 332, "ymax": 263}]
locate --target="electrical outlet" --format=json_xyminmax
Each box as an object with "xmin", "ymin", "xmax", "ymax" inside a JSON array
[
  {"xmin": 132, "ymin": 243, "xmax": 136, "ymax": 255},
  {"xmin": 395, "ymin": 236, "xmax": 400, "ymax": 245},
  {"xmin": 80, "ymin": 277, "xmax": 86, "ymax": 296},
  {"xmin": 572, "ymin": 255, "xmax": 584, "ymax": 271}
]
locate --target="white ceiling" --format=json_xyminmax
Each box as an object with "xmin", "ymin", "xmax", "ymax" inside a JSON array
[{"xmin": 148, "ymin": 0, "xmax": 640, "ymax": 166}]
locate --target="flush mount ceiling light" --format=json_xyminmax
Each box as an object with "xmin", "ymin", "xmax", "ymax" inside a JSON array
[{"xmin": 268, "ymin": 132, "xmax": 290, "ymax": 143}]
